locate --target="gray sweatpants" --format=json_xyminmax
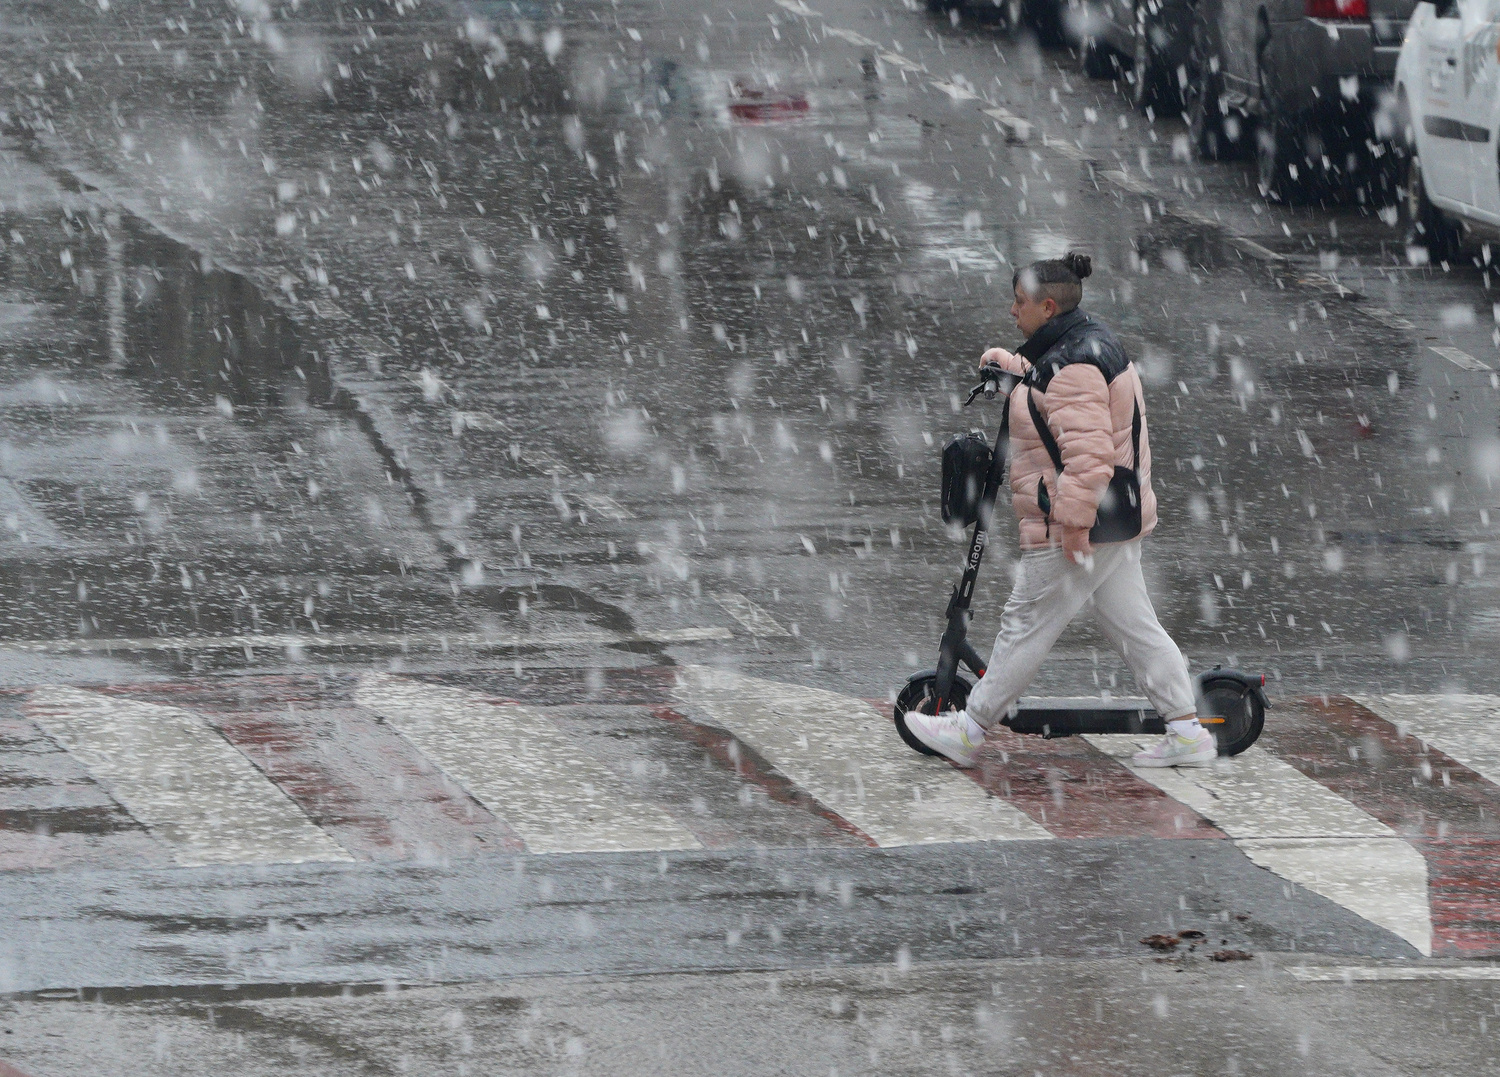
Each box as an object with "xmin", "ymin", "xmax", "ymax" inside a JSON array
[{"xmin": 965, "ymin": 540, "xmax": 1197, "ymax": 729}]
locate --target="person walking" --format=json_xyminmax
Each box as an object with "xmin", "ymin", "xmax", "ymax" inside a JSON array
[{"xmin": 904, "ymin": 251, "xmax": 1216, "ymax": 769}]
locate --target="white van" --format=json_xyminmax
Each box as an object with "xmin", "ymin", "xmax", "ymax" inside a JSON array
[{"xmin": 1396, "ymin": 0, "xmax": 1500, "ymax": 259}]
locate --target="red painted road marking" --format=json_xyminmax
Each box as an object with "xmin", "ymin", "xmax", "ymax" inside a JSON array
[
  {"xmin": 102, "ymin": 678, "xmax": 526, "ymax": 860},
  {"xmin": 0, "ymin": 1060, "xmax": 37, "ymax": 1077},
  {"xmin": 867, "ymin": 696, "xmax": 1221, "ymax": 839},
  {"xmin": 676, "ymin": 666, "xmax": 1050, "ymax": 844},
  {"xmin": 652, "ymin": 705, "xmax": 876, "ymax": 848},
  {"xmin": 12, "ymin": 667, "xmax": 1500, "ymax": 962},
  {"xmin": 411, "ymin": 666, "xmax": 681, "ymax": 707},
  {"xmin": 964, "ymin": 727, "xmax": 1226, "ymax": 840},
  {"xmin": 1265, "ymin": 696, "xmax": 1500, "ymax": 957}
]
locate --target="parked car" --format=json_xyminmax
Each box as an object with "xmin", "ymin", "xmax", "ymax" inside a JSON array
[
  {"xmin": 1184, "ymin": 0, "xmax": 1417, "ymax": 200},
  {"xmin": 926, "ymin": 0, "xmax": 1026, "ymax": 31},
  {"xmin": 1395, "ymin": 0, "xmax": 1500, "ymax": 261},
  {"xmin": 1079, "ymin": 0, "xmax": 1194, "ymax": 113},
  {"xmin": 930, "ymin": 0, "xmax": 1090, "ymax": 44}
]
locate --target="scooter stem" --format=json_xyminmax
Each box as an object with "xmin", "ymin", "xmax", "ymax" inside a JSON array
[{"xmin": 932, "ymin": 382, "xmax": 1012, "ymax": 708}]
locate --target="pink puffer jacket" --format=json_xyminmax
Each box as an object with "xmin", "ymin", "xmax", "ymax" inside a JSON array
[{"xmin": 985, "ymin": 309, "xmax": 1158, "ymax": 550}]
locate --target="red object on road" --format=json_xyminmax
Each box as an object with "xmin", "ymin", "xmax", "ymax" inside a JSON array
[
  {"xmin": 728, "ymin": 97, "xmax": 810, "ymax": 122},
  {"xmin": 727, "ymin": 79, "xmax": 809, "ymax": 123},
  {"xmin": 1304, "ymin": 0, "xmax": 1367, "ymax": 17},
  {"xmin": 1, "ymin": 1060, "xmax": 38, "ymax": 1077}
]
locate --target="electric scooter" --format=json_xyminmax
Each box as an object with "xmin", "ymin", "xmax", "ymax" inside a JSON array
[{"xmin": 894, "ymin": 364, "xmax": 1268, "ymax": 757}]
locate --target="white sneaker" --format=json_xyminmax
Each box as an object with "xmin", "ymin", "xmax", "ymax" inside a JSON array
[
  {"xmin": 904, "ymin": 707, "xmax": 984, "ymax": 768},
  {"xmin": 1131, "ymin": 728, "xmax": 1217, "ymax": 768}
]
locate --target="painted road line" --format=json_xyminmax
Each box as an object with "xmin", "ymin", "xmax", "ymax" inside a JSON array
[
  {"xmin": 0, "ymin": 709, "xmax": 173, "ymax": 873},
  {"xmin": 1041, "ymin": 134, "xmax": 1090, "ymax": 163},
  {"xmin": 1354, "ymin": 694, "xmax": 1500, "ymax": 789},
  {"xmin": 1289, "ymin": 965, "xmax": 1500, "ymax": 982},
  {"xmin": 0, "ymin": 626, "xmax": 732, "ymax": 657},
  {"xmin": 306, "ymin": 297, "xmax": 350, "ymax": 320},
  {"xmin": 879, "ymin": 51, "xmax": 924, "ymax": 72},
  {"xmin": 579, "ymin": 492, "xmax": 634, "ymax": 520},
  {"xmin": 1096, "ymin": 168, "xmax": 1153, "ymax": 197},
  {"xmin": 973, "ymin": 726, "xmax": 1224, "ymax": 839},
  {"xmin": 1261, "ymin": 696, "xmax": 1500, "ymax": 958},
  {"xmin": 1084, "ymin": 739, "xmax": 1431, "ymax": 955},
  {"xmin": 1430, "ymin": 346, "xmax": 1493, "ymax": 372},
  {"xmin": 1173, "ymin": 207, "xmax": 1221, "ymax": 229},
  {"xmin": 518, "ymin": 447, "xmax": 572, "ymax": 475},
  {"xmin": 675, "ymin": 666, "xmax": 1052, "ymax": 846},
  {"xmin": 25, "ymin": 687, "xmax": 353, "ymax": 867},
  {"xmin": 928, "ymin": 78, "xmax": 982, "ymax": 103},
  {"xmin": 980, "ymin": 107, "xmax": 1031, "ymax": 143},
  {"xmin": 1228, "ymin": 236, "xmax": 1285, "ymax": 263},
  {"xmin": 823, "ymin": 27, "xmax": 879, "ymax": 48},
  {"xmin": 150, "ymin": 679, "xmax": 531, "ymax": 861},
  {"xmin": 1362, "ymin": 306, "xmax": 1416, "ymax": 331},
  {"xmin": 713, "ymin": 592, "xmax": 791, "ymax": 638},
  {"xmin": 450, "ymin": 410, "xmax": 508, "ymax": 433},
  {"xmin": 354, "ymin": 674, "xmax": 701, "ymax": 854},
  {"xmin": 1299, "ymin": 273, "xmax": 1359, "ymax": 300}
]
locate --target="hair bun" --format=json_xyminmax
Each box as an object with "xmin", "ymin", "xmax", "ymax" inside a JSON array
[{"xmin": 1062, "ymin": 251, "xmax": 1093, "ymax": 279}]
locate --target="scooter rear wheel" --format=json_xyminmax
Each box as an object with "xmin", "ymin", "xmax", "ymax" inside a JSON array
[
  {"xmin": 893, "ymin": 671, "xmax": 972, "ymax": 757},
  {"xmin": 1200, "ymin": 675, "xmax": 1265, "ymax": 757}
]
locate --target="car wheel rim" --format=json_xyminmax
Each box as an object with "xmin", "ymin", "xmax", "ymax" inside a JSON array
[
  {"xmin": 1257, "ymin": 133, "xmax": 1276, "ymax": 193},
  {"xmin": 1132, "ymin": 28, "xmax": 1148, "ymax": 104},
  {"xmin": 1407, "ymin": 157, "xmax": 1423, "ymax": 220},
  {"xmin": 1134, "ymin": 33, "xmax": 1146, "ymax": 102}
]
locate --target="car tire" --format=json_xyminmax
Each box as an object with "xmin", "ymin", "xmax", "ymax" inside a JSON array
[
  {"xmin": 1184, "ymin": 61, "xmax": 1227, "ymax": 160},
  {"xmin": 1083, "ymin": 39, "xmax": 1121, "ymax": 80},
  {"xmin": 1026, "ymin": 0, "xmax": 1069, "ymax": 46},
  {"xmin": 1254, "ymin": 47, "xmax": 1312, "ymax": 203},
  {"xmin": 1130, "ymin": 16, "xmax": 1174, "ymax": 114},
  {"xmin": 1255, "ymin": 115, "xmax": 1306, "ymax": 202},
  {"xmin": 1406, "ymin": 153, "xmax": 1463, "ymax": 264}
]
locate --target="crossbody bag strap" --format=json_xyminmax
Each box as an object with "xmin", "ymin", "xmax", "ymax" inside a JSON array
[
  {"xmin": 1031, "ymin": 387, "xmax": 1143, "ymax": 474},
  {"xmin": 1025, "ymin": 388, "xmax": 1065, "ymax": 474},
  {"xmin": 1131, "ymin": 399, "xmax": 1140, "ymax": 471}
]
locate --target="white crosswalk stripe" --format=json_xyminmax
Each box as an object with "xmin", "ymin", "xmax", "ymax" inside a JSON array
[
  {"xmin": 1290, "ymin": 965, "xmax": 1500, "ymax": 982},
  {"xmin": 675, "ymin": 666, "xmax": 1052, "ymax": 846},
  {"xmin": 1084, "ymin": 738, "xmax": 1432, "ymax": 956},
  {"xmin": 19, "ymin": 679, "xmax": 1497, "ymax": 956},
  {"xmin": 712, "ymin": 592, "xmax": 791, "ymax": 638},
  {"xmin": 25, "ymin": 687, "xmax": 353, "ymax": 867},
  {"xmin": 354, "ymin": 673, "xmax": 702, "ymax": 854},
  {"xmin": 1354, "ymin": 694, "xmax": 1500, "ymax": 788}
]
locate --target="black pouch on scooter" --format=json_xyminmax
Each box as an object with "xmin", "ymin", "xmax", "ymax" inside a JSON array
[
  {"xmin": 941, "ymin": 431, "xmax": 992, "ymax": 526},
  {"xmin": 1028, "ymin": 391, "xmax": 1142, "ymax": 543}
]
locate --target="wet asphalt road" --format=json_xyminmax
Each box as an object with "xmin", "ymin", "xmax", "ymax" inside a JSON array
[
  {"xmin": 0, "ymin": 0, "xmax": 1495, "ymax": 695},
  {"xmin": 3, "ymin": 0, "xmax": 1500, "ymax": 1072}
]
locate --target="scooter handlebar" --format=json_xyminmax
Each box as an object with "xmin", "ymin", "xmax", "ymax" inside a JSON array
[{"xmin": 965, "ymin": 364, "xmax": 1022, "ymax": 407}]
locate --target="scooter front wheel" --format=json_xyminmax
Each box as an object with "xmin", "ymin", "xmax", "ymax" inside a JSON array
[{"xmin": 893, "ymin": 671, "xmax": 972, "ymax": 757}]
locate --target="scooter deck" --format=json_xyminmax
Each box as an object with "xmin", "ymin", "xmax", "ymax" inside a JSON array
[{"xmin": 1004, "ymin": 698, "xmax": 1166, "ymax": 739}]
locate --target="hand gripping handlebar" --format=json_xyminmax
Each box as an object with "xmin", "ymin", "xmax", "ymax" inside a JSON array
[{"xmin": 964, "ymin": 363, "xmax": 1022, "ymax": 407}]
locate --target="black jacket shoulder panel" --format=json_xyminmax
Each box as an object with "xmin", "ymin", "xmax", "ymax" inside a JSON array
[{"xmin": 1019, "ymin": 310, "xmax": 1130, "ymax": 393}]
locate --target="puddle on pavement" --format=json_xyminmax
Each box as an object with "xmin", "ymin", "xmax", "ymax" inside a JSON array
[
  {"xmin": 0, "ymin": 193, "xmax": 463, "ymax": 654},
  {"xmin": 0, "ymin": 181, "xmax": 651, "ymax": 669},
  {"xmin": 2, "ymin": 204, "xmax": 331, "ymax": 409}
]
